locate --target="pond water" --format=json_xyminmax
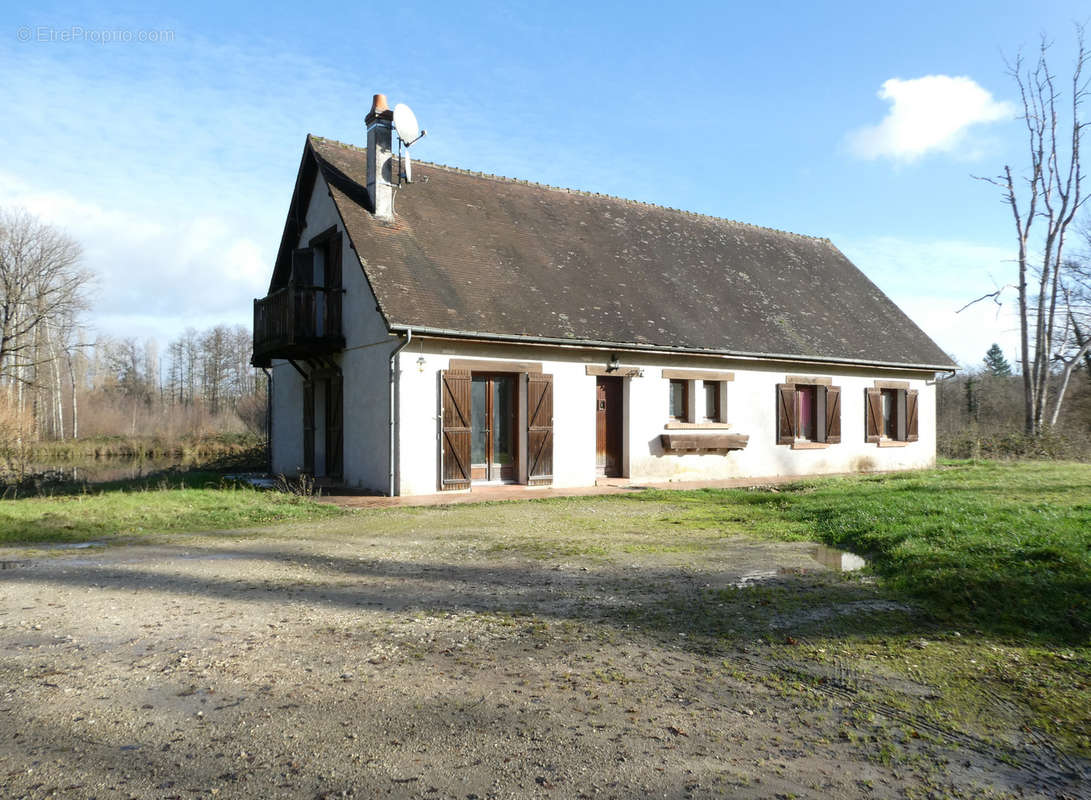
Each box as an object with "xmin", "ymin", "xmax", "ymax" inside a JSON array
[{"xmin": 6, "ymin": 456, "xmax": 191, "ymax": 488}]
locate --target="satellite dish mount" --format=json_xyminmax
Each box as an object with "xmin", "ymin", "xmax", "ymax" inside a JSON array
[{"xmin": 393, "ymin": 103, "xmax": 426, "ymax": 184}]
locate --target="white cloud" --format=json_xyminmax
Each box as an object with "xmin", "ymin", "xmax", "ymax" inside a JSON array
[
  {"xmin": 0, "ymin": 171, "xmax": 272, "ymax": 343},
  {"xmin": 837, "ymin": 235, "xmax": 1020, "ymax": 369},
  {"xmin": 847, "ymin": 75, "xmax": 1013, "ymax": 161}
]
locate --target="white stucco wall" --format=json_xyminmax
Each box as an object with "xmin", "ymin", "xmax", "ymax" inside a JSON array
[
  {"xmin": 269, "ymin": 357, "xmax": 304, "ymax": 475},
  {"xmin": 396, "ymin": 340, "xmax": 939, "ymax": 496},
  {"xmin": 268, "ymin": 172, "xmax": 396, "ymax": 491}
]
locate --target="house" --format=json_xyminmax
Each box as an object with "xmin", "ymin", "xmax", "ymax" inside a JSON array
[{"xmin": 251, "ymin": 94, "xmax": 956, "ymax": 496}]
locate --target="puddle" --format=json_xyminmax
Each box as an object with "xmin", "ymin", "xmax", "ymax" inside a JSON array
[{"xmin": 811, "ymin": 545, "xmax": 867, "ymax": 572}]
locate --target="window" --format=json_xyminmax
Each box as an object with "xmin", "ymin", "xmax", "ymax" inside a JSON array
[
  {"xmin": 669, "ymin": 379, "xmax": 689, "ymax": 421},
  {"xmin": 777, "ymin": 381, "xmax": 841, "ymax": 446},
  {"xmin": 881, "ymin": 389, "xmax": 897, "ymax": 439},
  {"xmin": 703, "ymin": 381, "xmax": 722, "ymax": 423},
  {"xmin": 866, "ymin": 385, "xmax": 919, "ymax": 444},
  {"xmin": 661, "ymin": 370, "xmax": 733, "ymax": 426},
  {"xmin": 796, "ymin": 385, "xmax": 818, "ymax": 441}
]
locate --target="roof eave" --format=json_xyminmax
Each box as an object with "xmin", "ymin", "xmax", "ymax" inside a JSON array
[{"xmin": 386, "ymin": 323, "xmax": 958, "ymax": 373}]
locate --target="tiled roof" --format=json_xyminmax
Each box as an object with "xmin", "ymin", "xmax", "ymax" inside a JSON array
[{"xmin": 290, "ymin": 135, "xmax": 954, "ymax": 369}]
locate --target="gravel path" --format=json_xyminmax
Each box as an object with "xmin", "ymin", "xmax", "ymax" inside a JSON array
[{"xmin": 0, "ymin": 513, "xmax": 1083, "ymax": 800}]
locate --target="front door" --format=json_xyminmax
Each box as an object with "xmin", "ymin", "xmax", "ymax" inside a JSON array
[
  {"xmin": 596, "ymin": 376, "xmax": 622, "ymax": 477},
  {"xmin": 470, "ymin": 374, "xmax": 516, "ymax": 482}
]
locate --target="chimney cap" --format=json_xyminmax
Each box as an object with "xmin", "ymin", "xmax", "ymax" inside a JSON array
[{"xmin": 366, "ymin": 93, "xmax": 394, "ymax": 124}]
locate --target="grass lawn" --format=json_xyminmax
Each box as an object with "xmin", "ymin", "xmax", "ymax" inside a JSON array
[
  {"xmin": 0, "ymin": 471, "xmax": 345, "ymax": 545},
  {"xmin": 634, "ymin": 459, "xmax": 1091, "ymax": 645},
  {"xmin": 624, "ymin": 459, "xmax": 1091, "ymax": 757}
]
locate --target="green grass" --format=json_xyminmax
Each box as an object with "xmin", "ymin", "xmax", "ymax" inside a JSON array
[
  {"xmin": 0, "ymin": 472, "xmax": 345, "ymax": 545},
  {"xmin": 630, "ymin": 460, "xmax": 1091, "ymax": 645}
]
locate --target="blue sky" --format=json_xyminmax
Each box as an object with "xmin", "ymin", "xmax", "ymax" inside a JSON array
[{"xmin": 2, "ymin": 0, "xmax": 1088, "ymax": 367}]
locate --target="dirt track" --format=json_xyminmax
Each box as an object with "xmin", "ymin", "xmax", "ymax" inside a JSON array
[{"xmin": 0, "ymin": 507, "xmax": 1084, "ymax": 799}]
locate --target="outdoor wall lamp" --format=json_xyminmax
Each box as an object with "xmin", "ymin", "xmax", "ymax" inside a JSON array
[
  {"xmin": 416, "ymin": 356, "xmax": 426, "ymax": 372},
  {"xmin": 607, "ymin": 354, "xmax": 620, "ymax": 372}
]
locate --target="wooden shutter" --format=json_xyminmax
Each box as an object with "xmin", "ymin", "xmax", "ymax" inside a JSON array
[
  {"xmin": 905, "ymin": 389, "xmax": 919, "ymax": 442},
  {"xmin": 527, "ymin": 373, "xmax": 554, "ymax": 486},
  {"xmin": 776, "ymin": 384, "xmax": 796, "ymax": 445},
  {"xmin": 865, "ymin": 388, "xmax": 882, "ymax": 443},
  {"xmin": 292, "ymin": 248, "xmax": 314, "ymax": 285},
  {"xmin": 302, "ymin": 379, "xmax": 315, "ymax": 474},
  {"xmin": 325, "ymin": 373, "xmax": 343, "ymax": 478},
  {"xmin": 440, "ymin": 370, "xmax": 471, "ymax": 490},
  {"xmin": 325, "ymin": 235, "xmax": 343, "ymax": 339},
  {"xmin": 326, "ymin": 233, "xmax": 342, "ymax": 289},
  {"xmin": 824, "ymin": 385, "xmax": 841, "ymax": 444}
]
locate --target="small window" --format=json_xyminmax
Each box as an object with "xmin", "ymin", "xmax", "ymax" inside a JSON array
[
  {"xmin": 866, "ymin": 386, "xmax": 919, "ymax": 444},
  {"xmin": 796, "ymin": 385, "xmax": 818, "ymax": 441},
  {"xmin": 703, "ymin": 381, "xmax": 722, "ymax": 422},
  {"xmin": 777, "ymin": 382, "xmax": 841, "ymax": 446},
  {"xmin": 669, "ymin": 379, "xmax": 689, "ymax": 421}
]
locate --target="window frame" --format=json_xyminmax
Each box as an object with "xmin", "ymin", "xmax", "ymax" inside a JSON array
[
  {"xmin": 866, "ymin": 382, "xmax": 919, "ymax": 445},
  {"xmin": 777, "ymin": 378, "xmax": 841, "ymax": 448},
  {"xmin": 668, "ymin": 378, "xmax": 690, "ymax": 422},
  {"xmin": 795, "ymin": 384, "xmax": 820, "ymax": 442}
]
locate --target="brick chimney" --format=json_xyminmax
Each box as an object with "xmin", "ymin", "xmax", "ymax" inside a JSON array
[{"xmin": 365, "ymin": 94, "xmax": 395, "ymax": 220}]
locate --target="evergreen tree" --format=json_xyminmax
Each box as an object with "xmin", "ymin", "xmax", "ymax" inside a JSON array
[{"xmin": 983, "ymin": 343, "xmax": 1012, "ymax": 376}]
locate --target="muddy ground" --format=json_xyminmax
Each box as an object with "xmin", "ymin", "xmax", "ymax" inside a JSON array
[{"xmin": 0, "ymin": 503, "xmax": 1085, "ymax": 799}]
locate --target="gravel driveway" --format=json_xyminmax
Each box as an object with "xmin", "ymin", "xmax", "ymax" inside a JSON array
[{"xmin": 0, "ymin": 501, "xmax": 1082, "ymax": 799}]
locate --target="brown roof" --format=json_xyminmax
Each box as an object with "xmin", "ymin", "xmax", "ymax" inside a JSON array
[{"xmin": 272, "ymin": 135, "xmax": 955, "ymax": 370}]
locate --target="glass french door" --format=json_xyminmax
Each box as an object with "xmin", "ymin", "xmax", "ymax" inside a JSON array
[{"xmin": 470, "ymin": 374, "xmax": 516, "ymax": 482}]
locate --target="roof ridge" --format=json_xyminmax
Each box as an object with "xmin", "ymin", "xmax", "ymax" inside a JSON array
[{"xmin": 307, "ymin": 134, "xmax": 830, "ymax": 244}]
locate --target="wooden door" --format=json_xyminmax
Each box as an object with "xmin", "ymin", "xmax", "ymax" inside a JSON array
[{"xmin": 596, "ymin": 377, "xmax": 622, "ymax": 477}]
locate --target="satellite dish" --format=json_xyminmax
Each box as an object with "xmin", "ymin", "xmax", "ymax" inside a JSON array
[{"xmin": 393, "ymin": 103, "xmax": 421, "ymax": 145}]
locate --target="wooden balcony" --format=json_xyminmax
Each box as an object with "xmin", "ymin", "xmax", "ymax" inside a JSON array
[{"xmin": 252, "ymin": 283, "xmax": 345, "ymax": 367}]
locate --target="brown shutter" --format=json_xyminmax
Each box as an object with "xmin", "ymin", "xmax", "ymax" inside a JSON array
[
  {"xmin": 325, "ymin": 234, "xmax": 343, "ymax": 338},
  {"xmin": 292, "ymin": 248, "xmax": 314, "ymax": 285},
  {"xmin": 325, "ymin": 373, "xmax": 343, "ymax": 478},
  {"xmin": 906, "ymin": 389, "xmax": 919, "ymax": 442},
  {"xmin": 326, "ymin": 233, "xmax": 342, "ymax": 289},
  {"xmin": 776, "ymin": 384, "xmax": 796, "ymax": 445},
  {"xmin": 440, "ymin": 370, "xmax": 472, "ymax": 490},
  {"xmin": 527, "ymin": 373, "xmax": 554, "ymax": 486},
  {"xmin": 302, "ymin": 379, "xmax": 315, "ymax": 474},
  {"xmin": 865, "ymin": 388, "xmax": 882, "ymax": 443},
  {"xmin": 824, "ymin": 385, "xmax": 841, "ymax": 444}
]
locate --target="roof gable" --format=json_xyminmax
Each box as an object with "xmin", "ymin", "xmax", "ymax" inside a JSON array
[{"xmin": 277, "ymin": 135, "xmax": 954, "ymax": 370}]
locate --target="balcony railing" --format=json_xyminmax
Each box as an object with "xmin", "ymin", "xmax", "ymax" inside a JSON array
[{"xmin": 252, "ymin": 283, "xmax": 345, "ymax": 366}]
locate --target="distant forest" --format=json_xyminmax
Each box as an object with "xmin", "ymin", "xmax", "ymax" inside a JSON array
[{"xmin": 0, "ymin": 209, "xmax": 265, "ymax": 450}]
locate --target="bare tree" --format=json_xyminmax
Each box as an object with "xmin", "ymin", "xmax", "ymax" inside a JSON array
[
  {"xmin": 0, "ymin": 209, "xmax": 92, "ymax": 391},
  {"xmin": 975, "ymin": 28, "xmax": 1090, "ymax": 434}
]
